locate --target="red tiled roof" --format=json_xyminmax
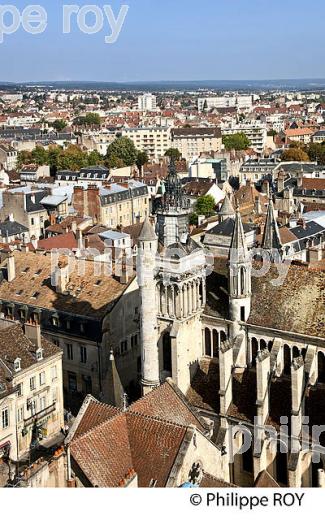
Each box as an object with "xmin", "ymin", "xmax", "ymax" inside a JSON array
[{"xmin": 37, "ymin": 231, "xmax": 77, "ymax": 251}]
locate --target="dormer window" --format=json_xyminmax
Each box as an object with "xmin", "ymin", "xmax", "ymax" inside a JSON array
[
  {"xmin": 36, "ymin": 347, "xmax": 43, "ymax": 361},
  {"xmin": 14, "ymin": 358, "xmax": 21, "ymax": 372}
]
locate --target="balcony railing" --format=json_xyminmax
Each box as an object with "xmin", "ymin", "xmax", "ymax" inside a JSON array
[{"xmin": 24, "ymin": 402, "xmax": 56, "ymax": 427}]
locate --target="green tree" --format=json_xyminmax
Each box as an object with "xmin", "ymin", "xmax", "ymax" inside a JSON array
[
  {"xmin": 165, "ymin": 148, "xmax": 182, "ymax": 160},
  {"xmin": 281, "ymin": 147, "xmax": 309, "ymax": 162},
  {"xmin": 136, "ymin": 150, "xmax": 149, "ymax": 175},
  {"xmin": 307, "ymin": 143, "xmax": 325, "ymax": 164},
  {"xmin": 31, "ymin": 146, "xmax": 49, "ymax": 166},
  {"xmin": 57, "ymin": 145, "xmax": 88, "ymax": 171},
  {"xmin": 52, "ymin": 119, "xmax": 67, "ymax": 132},
  {"xmin": 106, "ymin": 136, "xmax": 138, "ymax": 167},
  {"xmin": 17, "ymin": 150, "xmax": 33, "ymax": 168},
  {"xmin": 74, "ymin": 113, "xmax": 101, "ymax": 126},
  {"xmin": 189, "ymin": 213, "xmax": 198, "ymax": 225},
  {"xmin": 267, "ymin": 129, "xmax": 277, "ymax": 137},
  {"xmin": 222, "ymin": 133, "xmax": 251, "ymax": 151},
  {"xmin": 87, "ymin": 150, "xmax": 105, "ymax": 166},
  {"xmin": 196, "ymin": 195, "xmax": 216, "ymax": 217}
]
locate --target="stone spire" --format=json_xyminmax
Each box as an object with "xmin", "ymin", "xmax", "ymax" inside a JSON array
[
  {"xmin": 262, "ymin": 196, "xmax": 282, "ymax": 252},
  {"xmin": 229, "ymin": 206, "xmax": 249, "ymax": 264},
  {"xmin": 219, "ymin": 193, "xmax": 235, "ymax": 222},
  {"xmin": 139, "ymin": 217, "xmax": 157, "ymax": 242},
  {"xmin": 105, "ymin": 349, "xmax": 125, "ymax": 409}
]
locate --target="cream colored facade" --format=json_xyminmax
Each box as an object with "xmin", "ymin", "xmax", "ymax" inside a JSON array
[
  {"xmin": 0, "ymin": 333, "xmax": 64, "ymax": 462},
  {"xmin": 122, "ymin": 127, "xmax": 172, "ymax": 160}
]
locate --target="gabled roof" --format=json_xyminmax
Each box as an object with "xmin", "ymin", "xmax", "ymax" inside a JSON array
[{"xmin": 68, "ymin": 381, "xmax": 211, "ymax": 487}]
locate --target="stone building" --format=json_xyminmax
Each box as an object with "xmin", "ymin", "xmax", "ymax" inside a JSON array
[
  {"xmin": 136, "ymin": 159, "xmax": 325, "ymax": 488},
  {"xmin": 0, "ymin": 319, "xmax": 64, "ymax": 466},
  {"xmin": 0, "ymin": 249, "xmax": 141, "ymax": 412}
]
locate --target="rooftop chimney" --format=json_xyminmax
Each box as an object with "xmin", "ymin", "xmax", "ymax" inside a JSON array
[
  {"xmin": 24, "ymin": 320, "xmax": 42, "ymax": 349},
  {"xmin": 55, "ymin": 260, "xmax": 70, "ymax": 294},
  {"xmin": 7, "ymin": 251, "xmax": 15, "ymax": 282}
]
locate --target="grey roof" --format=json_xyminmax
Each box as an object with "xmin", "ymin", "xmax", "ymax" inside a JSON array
[
  {"xmin": 0, "ymin": 220, "xmax": 28, "ymax": 236},
  {"xmin": 41, "ymin": 195, "xmax": 68, "ymax": 206},
  {"xmin": 219, "ymin": 194, "xmax": 235, "ymax": 217},
  {"xmin": 207, "ymin": 217, "xmax": 254, "ymax": 237},
  {"xmin": 138, "ymin": 218, "xmax": 157, "ymax": 241}
]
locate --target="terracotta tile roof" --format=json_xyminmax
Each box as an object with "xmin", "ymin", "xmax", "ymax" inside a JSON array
[
  {"xmin": 69, "ymin": 403, "xmax": 187, "ymax": 487},
  {"xmin": 200, "ymin": 472, "xmax": 237, "ymax": 487},
  {"xmin": 0, "ymin": 251, "xmax": 132, "ymax": 318},
  {"xmin": 0, "ymin": 320, "xmax": 60, "ymax": 376},
  {"xmin": 255, "ymin": 470, "xmax": 280, "ymax": 488},
  {"xmin": 129, "ymin": 381, "xmax": 208, "ymax": 433},
  {"xmin": 302, "ymin": 178, "xmax": 325, "ymax": 191},
  {"xmin": 73, "ymin": 397, "xmax": 121, "ymax": 440},
  {"xmin": 36, "ymin": 232, "xmax": 77, "ymax": 251},
  {"xmin": 284, "ymin": 128, "xmax": 314, "ymax": 137},
  {"xmin": 249, "ymin": 263, "xmax": 325, "ymax": 339}
]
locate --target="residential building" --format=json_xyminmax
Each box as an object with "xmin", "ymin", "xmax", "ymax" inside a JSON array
[
  {"xmin": 222, "ymin": 123, "xmax": 267, "ymax": 154},
  {"xmin": 0, "ymin": 187, "xmax": 48, "ymax": 240},
  {"xmin": 138, "ymin": 93, "xmax": 157, "ymax": 112},
  {"xmin": 122, "ymin": 127, "xmax": 172, "ymax": 161},
  {"xmin": 73, "ymin": 181, "xmax": 149, "ymax": 227},
  {"xmin": 0, "ymin": 145, "xmax": 18, "ymax": 171},
  {"xmin": 171, "ymin": 127, "xmax": 222, "ymax": 161},
  {"xmin": 0, "ymin": 319, "xmax": 64, "ymax": 463}
]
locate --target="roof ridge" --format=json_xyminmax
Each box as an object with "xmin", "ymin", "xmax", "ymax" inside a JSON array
[
  {"xmin": 165, "ymin": 378, "xmax": 210, "ymax": 432},
  {"xmin": 70, "ymin": 407, "xmax": 125, "ymax": 445},
  {"xmin": 126, "ymin": 409, "xmax": 188, "ymax": 430}
]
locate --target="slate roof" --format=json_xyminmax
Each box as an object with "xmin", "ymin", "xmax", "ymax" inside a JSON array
[
  {"xmin": 0, "ymin": 221, "xmax": 28, "ymax": 236},
  {"xmin": 206, "ymin": 217, "xmax": 255, "ymax": 237}
]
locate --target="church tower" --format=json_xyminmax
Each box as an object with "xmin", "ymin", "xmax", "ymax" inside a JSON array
[
  {"xmin": 228, "ymin": 207, "xmax": 252, "ymax": 340},
  {"xmin": 137, "ymin": 218, "xmax": 160, "ymax": 395},
  {"xmin": 156, "ymin": 158, "xmax": 191, "ymax": 246}
]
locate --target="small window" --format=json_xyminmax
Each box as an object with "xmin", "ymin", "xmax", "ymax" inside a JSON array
[
  {"xmin": 2, "ymin": 408, "xmax": 9, "ymax": 429},
  {"xmin": 51, "ymin": 365, "xmax": 57, "ymax": 381},
  {"xmin": 39, "ymin": 371, "xmax": 45, "ymax": 386},
  {"xmin": 66, "ymin": 344, "xmax": 73, "ymax": 361},
  {"xmin": 36, "ymin": 348, "xmax": 43, "ymax": 361},
  {"xmin": 52, "ymin": 316, "xmax": 59, "ymax": 327},
  {"xmin": 30, "ymin": 376, "xmax": 36, "ymax": 391},
  {"xmin": 17, "ymin": 383, "xmax": 23, "ymax": 397},
  {"xmin": 14, "ymin": 358, "xmax": 21, "ymax": 372},
  {"xmin": 17, "ymin": 407, "xmax": 24, "ymax": 423},
  {"xmin": 120, "ymin": 340, "xmax": 128, "ymax": 354},
  {"xmin": 39, "ymin": 396, "xmax": 46, "ymax": 410},
  {"xmin": 80, "ymin": 345, "xmax": 87, "ymax": 364},
  {"xmin": 32, "ymin": 292, "xmax": 40, "ymax": 299}
]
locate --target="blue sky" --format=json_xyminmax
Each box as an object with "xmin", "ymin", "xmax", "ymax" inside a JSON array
[{"xmin": 0, "ymin": 0, "xmax": 325, "ymax": 82}]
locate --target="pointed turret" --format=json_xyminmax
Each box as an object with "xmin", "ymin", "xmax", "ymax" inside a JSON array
[
  {"xmin": 139, "ymin": 217, "xmax": 157, "ymax": 242},
  {"xmin": 219, "ymin": 193, "xmax": 235, "ymax": 222},
  {"xmin": 228, "ymin": 206, "xmax": 251, "ymax": 340},
  {"xmin": 229, "ymin": 206, "xmax": 249, "ymax": 264},
  {"xmin": 262, "ymin": 197, "xmax": 282, "ymax": 252},
  {"xmin": 105, "ymin": 349, "xmax": 125, "ymax": 408}
]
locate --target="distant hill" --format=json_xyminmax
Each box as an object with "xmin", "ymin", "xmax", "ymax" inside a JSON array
[{"xmin": 2, "ymin": 79, "xmax": 325, "ymax": 92}]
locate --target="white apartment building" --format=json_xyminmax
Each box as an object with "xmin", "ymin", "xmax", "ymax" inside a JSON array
[
  {"xmin": 172, "ymin": 127, "xmax": 222, "ymax": 161},
  {"xmin": 138, "ymin": 93, "xmax": 157, "ymax": 112},
  {"xmin": 198, "ymin": 95, "xmax": 253, "ymax": 112},
  {"xmin": 0, "ymin": 319, "xmax": 64, "ymax": 463},
  {"xmin": 221, "ymin": 122, "xmax": 267, "ymax": 155},
  {"xmin": 122, "ymin": 127, "xmax": 172, "ymax": 161}
]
